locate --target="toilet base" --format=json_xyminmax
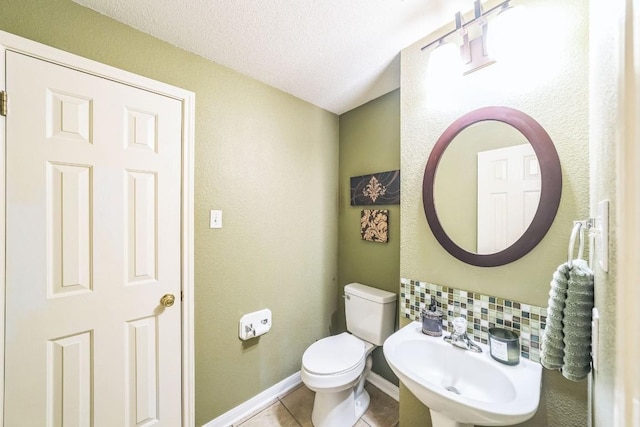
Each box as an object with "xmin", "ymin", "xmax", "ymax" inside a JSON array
[
  {"xmin": 311, "ymin": 388, "xmax": 370, "ymax": 427},
  {"xmin": 354, "ymin": 386, "xmax": 370, "ymax": 420}
]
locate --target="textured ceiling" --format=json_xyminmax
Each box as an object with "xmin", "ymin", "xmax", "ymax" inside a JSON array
[{"xmin": 73, "ymin": 0, "xmax": 470, "ymax": 114}]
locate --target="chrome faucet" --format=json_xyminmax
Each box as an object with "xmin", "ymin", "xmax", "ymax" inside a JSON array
[{"xmin": 443, "ymin": 317, "xmax": 482, "ymax": 353}]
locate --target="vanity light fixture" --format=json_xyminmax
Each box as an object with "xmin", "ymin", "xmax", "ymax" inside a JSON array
[
  {"xmin": 426, "ymin": 38, "xmax": 461, "ymax": 80},
  {"xmin": 422, "ymin": 0, "xmax": 516, "ymax": 75}
]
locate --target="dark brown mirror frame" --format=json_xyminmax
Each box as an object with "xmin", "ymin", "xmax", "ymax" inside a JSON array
[{"xmin": 422, "ymin": 106, "xmax": 562, "ymax": 267}]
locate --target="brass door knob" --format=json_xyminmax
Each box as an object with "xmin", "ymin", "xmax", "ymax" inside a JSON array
[{"xmin": 160, "ymin": 294, "xmax": 176, "ymax": 307}]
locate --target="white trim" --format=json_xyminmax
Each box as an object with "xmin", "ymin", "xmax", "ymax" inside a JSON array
[
  {"xmin": 0, "ymin": 31, "xmax": 191, "ymax": 102},
  {"xmin": 203, "ymin": 372, "xmax": 303, "ymax": 427},
  {"xmin": 367, "ymin": 371, "xmax": 400, "ymax": 402},
  {"xmin": 0, "ymin": 34, "xmax": 6, "ymax": 427},
  {"xmin": 180, "ymin": 60, "xmax": 197, "ymax": 427},
  {"xmin": 0, "ymin": 30, "xmax": 196, "ymax": 426},
  {"xmin": 615, "ymin": 0, "xmax": 640, "ymax": 425},
  {"xmin": 203, "ymin": 371, "xmax": 399, "ymax": 427}
]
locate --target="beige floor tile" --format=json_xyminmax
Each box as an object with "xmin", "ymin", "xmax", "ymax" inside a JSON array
[
  {"xmin": 361, "ymin": 383, "xmax": 399, "ymax": 427},
  {"xmin": 280, "ymin": 385, "xmax": 315, "ymax": 427},
  {"xmin": 237, "ymin": 401, "xmax": 300, "ymax": 427},
  {"xmin": 246, "ymin": 382, "xmax": 398, "ymax": 427}
]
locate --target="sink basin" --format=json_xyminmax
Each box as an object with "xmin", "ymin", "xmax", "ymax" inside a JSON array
[{"xmin": 383, "ymin": 322, "xmax": 541, "ymax": 426}]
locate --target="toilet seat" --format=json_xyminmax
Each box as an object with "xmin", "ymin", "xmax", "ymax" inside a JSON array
[{"xmin": 303, "ymin": 333, "xmax": 365, "ymax": 375}]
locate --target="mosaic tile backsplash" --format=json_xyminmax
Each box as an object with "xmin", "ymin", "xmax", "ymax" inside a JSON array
[{"xmin": 400, "ymin": 278, "xmax": 546, "ymax": 363}]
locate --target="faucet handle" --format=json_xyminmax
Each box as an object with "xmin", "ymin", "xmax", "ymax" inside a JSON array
[
  {"xmin": 444, "ymin": 317, "xmax": 483, "ymax": 353},
  {"xmin": 452, "ymin": 317, "xmax": 468, "ymax": 335}
]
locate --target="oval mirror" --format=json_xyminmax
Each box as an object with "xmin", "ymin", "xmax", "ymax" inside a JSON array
[{"xmin": 422, "ymin": 107, "xmax": 562, "ymax": 267}]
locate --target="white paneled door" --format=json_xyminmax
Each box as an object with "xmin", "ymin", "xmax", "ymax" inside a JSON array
[
  {"xmin": 4, "ymin": 51, "xmax": 183, "ymax": 426},
  {"xmin": 476, "ymin": 143, "xmax": 541, "ymax": 254}
]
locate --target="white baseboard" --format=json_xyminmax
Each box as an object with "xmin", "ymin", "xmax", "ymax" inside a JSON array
[
  {"xmin": 203, "ymin": 372, "xmax": 302, "ymax": 427},
  {"xmin": 202, "ymin": 370, "xmax": 399, "ymax": 427},
  {"xmin": 366, "ymin": 371, "xmax": 400, "ymax": 402}
]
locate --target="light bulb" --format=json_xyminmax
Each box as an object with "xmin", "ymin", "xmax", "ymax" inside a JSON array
[
  {"xmin": 426, "ymin": 40, "xmax": 461, "ymax": 81},
  {"xmin": 487, "ymin": 3, "xmax": 527, "ymax": 61}
]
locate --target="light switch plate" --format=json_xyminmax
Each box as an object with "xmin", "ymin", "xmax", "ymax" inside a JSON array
[
  {"xmin": 592, "ymin": 307, "xmax": 600, "ymax": 372},
  {"xmin": 597, "ymin": 200, "xmax": 609, "ymax": 272},
  {"xmin": 210, "ymin": 210, "xmax": 222, "ymax": 229}
]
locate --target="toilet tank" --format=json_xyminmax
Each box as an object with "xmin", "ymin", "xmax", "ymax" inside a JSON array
[{"xmin": 344, "ymin": 283, "xmax": 397, "ymax": 346}]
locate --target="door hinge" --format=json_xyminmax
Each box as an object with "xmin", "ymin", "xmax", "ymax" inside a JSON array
[
  {"xmin": 0, "ymin": 91, "xmax": 7, "ymax": 117},
  {"xmin": 181, "ymin": 291, "xmax": 184, "ymax": 302}
]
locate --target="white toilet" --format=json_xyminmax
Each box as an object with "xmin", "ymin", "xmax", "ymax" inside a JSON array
[{"xmin": 301, "ymin": 283, "xmax": 397, "ymax": 427}]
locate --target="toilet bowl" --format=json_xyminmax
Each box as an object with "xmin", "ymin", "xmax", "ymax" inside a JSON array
[
  {"xmin": 300, "ymin": 283, "xmax": 397, "ymax": 427},
  {"xmin": 301, "ymin": 333, "xmax": 375, "ymax": 427}
]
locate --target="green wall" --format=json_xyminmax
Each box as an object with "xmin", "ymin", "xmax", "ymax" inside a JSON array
[
  {"xmin": 337, "ymin": 90, "xmax": 400, "ymax": 385},
  {"xmin": 400, "ymin": 0, "xmax": 589, "ymax": 425},
  {"xmin": 0, "ymin": 1, "xmax": 339, "ymax": 425}
]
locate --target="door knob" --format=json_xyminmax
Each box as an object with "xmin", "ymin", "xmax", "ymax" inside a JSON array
[{"xmin": 160, "ymin": 294, "xmax": 176, "ymax": 307}]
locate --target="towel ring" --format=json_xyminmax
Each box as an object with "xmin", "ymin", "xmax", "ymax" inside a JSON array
[{"xmin": 567, "ymin": 222, "xmax": 584, "ymax": 267}]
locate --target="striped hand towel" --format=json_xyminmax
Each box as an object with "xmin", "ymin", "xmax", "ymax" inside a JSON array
[
  {"xmin": 561, "ymin": 259, "xmax": 594, "ymax": 381},
  {"xmin": 540, "ymin": 263, "xmax": 570, "ymax": 370}
]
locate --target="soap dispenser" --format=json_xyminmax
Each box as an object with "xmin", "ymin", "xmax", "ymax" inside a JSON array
[{"xmin": 421, "ymin": 297, "xmax": 443, "ymax": 336}]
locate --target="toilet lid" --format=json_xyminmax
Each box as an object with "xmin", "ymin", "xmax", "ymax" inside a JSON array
[{"xmin": 303, "ymin": 333, "xmax": 365, "ymax": 375}]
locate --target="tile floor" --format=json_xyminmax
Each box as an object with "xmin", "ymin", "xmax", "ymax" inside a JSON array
[{"xmin": 235, "ymin": 382, "xmax": 399, "ymax": 427}]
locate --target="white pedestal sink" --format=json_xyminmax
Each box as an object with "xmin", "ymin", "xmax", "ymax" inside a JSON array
[{"xmin": 383, "ymin": 322, "xmax": 542, "ymax": 427}]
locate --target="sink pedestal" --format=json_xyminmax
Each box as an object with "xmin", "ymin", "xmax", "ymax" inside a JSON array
[{"xmin": 430, "ymin": 410, "xmax": 473, "ymax": 427}]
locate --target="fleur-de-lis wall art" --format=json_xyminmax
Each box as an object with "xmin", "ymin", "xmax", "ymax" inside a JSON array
[
  {"xmin": 350, "ymin": 170, "xmax": 400, "ymax": 206},
  {"xmin": 363, "ymin": 176, "xmax": 386, "ymax": 202}
]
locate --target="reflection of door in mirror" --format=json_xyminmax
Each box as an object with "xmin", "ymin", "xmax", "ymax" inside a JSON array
[
  {"xmin": 434, "ymin": 120, "xmax": 539, "ymax": 253},
  {"xmin": 477, "ymin": 144, "xmax": 541, "ymax": 254}
]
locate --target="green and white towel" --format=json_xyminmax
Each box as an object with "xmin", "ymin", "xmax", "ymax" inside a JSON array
[
  {"xmin": 540, "ymin": 263, "xmax": 570, "ymax": 370},
  {"xmin": 540, "ymin": 259, "xmax": 594, "ymax": 381},
  {"xmin": 562, "ymin": 259, "xmax": 595, "ymax": 381}
]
